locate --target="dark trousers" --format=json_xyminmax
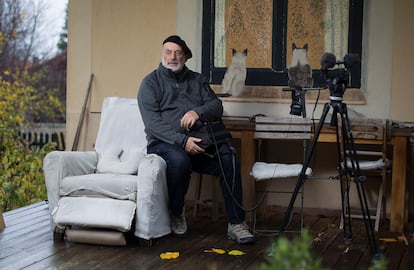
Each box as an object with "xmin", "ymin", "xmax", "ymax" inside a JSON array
[{"xmin": 147, "ymin": 141, "xmax": 246, "ymax": 224}]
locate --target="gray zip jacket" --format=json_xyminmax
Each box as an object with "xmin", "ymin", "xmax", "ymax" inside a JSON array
[{"xmin": 138, "ymin": 63, "xmax": 223, "ymax": 148}]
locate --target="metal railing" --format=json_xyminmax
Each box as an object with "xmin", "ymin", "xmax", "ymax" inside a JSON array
[{"xmin": 20, "ymin": 123, "xmax": 66, "ymax": 150}]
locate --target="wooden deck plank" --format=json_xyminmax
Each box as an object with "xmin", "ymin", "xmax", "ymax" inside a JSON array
[
  {"xmin": 3, "ymin": 201, "xmax": 47, "ymax": 218},
  {"xmin": 399, "ymin": 235, "xmax": 413, "ymax": 270},
  {"xmin": 382, "ymin": 241, "xmax": 407, "ymax": 270},
  {"xmin": 0, "ymin": 214, "xmax": 49, "ymax": 240},
  {"xmin": 309, "ymin": 216, "xmax": 341, "ymax": 258},
  {"xmin": 0, "ymin": 201, "xmax": 411, "ymax": 270},
  {"xmin": 2, "ymin": 201, "xmax": 50, "ymax": 229},
  {"xmin": 0, "ymin": 237, "xmax": 65, "ymax": 270}
]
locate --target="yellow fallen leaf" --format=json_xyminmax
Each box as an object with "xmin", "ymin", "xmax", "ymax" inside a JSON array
[
  {"xmin": 160, "ymin": 252, "xmax": 180, "ymax": 259},
  {"xmin": 204, "ymin": 248, "xmax": 226, "ymax": 254},
  {"xmin": 379, "ymin": 238, "xmax": 398, "ymax": 243},
  {"xmin": 228, "ymin": 250, "xmax": 246, "ymax": 256},
  {"xmin": 212, "ymin": 248, "xmax": 226, "ymax": 254}
]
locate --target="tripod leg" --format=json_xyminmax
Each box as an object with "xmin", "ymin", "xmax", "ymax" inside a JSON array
[
  {"xmin": 334, "ymin": 109, "xmax": 353, "ymax": 244},
  {"xmin": 280, "ymin": 102, "xmax": 331, "ymax": 232},
  {"xmin": 339, "ymin": 104, "xmax": 381, "ymax": 257},
  {"xmin": 301, "ymin": 91, "xmax": 307, "ymax": 118}
]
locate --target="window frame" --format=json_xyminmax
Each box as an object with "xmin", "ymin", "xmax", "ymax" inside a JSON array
[{"xmin": 201, "ymin": 0, "xmax": 364, "ymax": 88}]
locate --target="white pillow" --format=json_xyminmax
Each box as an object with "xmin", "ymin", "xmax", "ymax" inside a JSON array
[
  {"xmin": 345, "ymin": 158, "xmax": 390, "ymax": 170},
  {"xmin": 251, "ymin": 162, "xmax": 312, "ymax": 181},
  {"xmin": 97, "ymin": 145, "xmax": 143, "ymax": 174}
]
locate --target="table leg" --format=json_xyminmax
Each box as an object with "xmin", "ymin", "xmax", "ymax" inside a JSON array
[
  {"xmin": 238, "ymin": 131, "xmax": 256, "ymax": 222},
  {"xmin": 390, "ymin": 135, "xmax": 408, "ymax": 232}
]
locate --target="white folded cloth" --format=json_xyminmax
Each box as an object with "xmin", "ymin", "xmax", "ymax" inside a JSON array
[{"xmin": 251, "ymin": 162, "xmax": 312, "ymax": 181}]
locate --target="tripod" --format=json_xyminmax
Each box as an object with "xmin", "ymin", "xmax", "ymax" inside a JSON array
[{"xmin": 279, "ymin": 97, "xmax": 382, "ymax": 258}]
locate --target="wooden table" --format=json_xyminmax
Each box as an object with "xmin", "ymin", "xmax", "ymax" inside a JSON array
[{"xmin": 223, "ymin": 116, "xmax": 411, "ymax": 232}]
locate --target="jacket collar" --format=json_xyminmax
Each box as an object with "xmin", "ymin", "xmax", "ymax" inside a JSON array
[{"xmin": 158, "ymin": 63, "xmax": 190, "ymax": 82}]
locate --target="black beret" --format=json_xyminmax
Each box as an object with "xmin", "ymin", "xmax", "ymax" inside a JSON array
[{"xmin": 162, "ymin": 35, "xmax": 192, "ymax": 59}]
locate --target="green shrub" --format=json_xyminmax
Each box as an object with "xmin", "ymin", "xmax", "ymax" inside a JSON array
[
  {"xmin": 0, "ymin": 72, "xmax": 62, "ymax": 211},
  {"xmin": 0, "ymin": 138, "xmax": 56, "ymax": 211},
  {"xmin": 255, "ymin": 229, "xmax": 387, "ymax": 270},
  {"xmin": 256, "ymin": 229, "xmax": 321, "ymax": 270}
]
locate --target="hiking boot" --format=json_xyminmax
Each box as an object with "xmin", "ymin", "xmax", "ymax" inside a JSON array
[
  {"xmin": 171, "ymin": 212, "xmax": 187, "ymax": 237},
  {"xmin": 227, "ymin": 222, "xmax": 254, "ymax": 244}
]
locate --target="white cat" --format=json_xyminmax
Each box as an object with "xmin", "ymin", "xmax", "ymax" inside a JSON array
[
  {"xmin": 221, "ymin": 48, "xmax": 248, "ymax": 97},
  {"xmin": 288, "ymin": 43, "xmax": 313, "ymax": 88}
]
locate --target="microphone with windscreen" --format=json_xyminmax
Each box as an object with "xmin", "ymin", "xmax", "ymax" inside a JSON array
[
  {"xmin": 320, "ymin": 52, "xmax": 360, "ymax": 70},
  {"xmin": 320, "ymin": 53, "xmax": 337, "ymax": 70},
  {"xmin": 341, "ymin": 53, "xmax": 360, "ymax": 69}
]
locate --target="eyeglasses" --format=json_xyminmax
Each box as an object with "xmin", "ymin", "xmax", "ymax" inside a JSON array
[{"xmin": 164, "ymin": 49, "xmax": 184, "ymax": 57}]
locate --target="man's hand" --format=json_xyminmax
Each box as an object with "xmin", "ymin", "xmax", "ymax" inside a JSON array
[
  {"xmin": 185, "ymin": 137, "xmax": 204, "ymax": 155},
  {"xmin": 180, "ymin": 110, "xmax": 199, "ymax": 130}
]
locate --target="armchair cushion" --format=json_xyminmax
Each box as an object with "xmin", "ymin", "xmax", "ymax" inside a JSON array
[
  {"xmin": 60, "ymin": 173, "xmax": 137, "ymax": 200},
  {"xmin": 97, "ymin": 145, "xmax": 144, "ymax": 175},
  {"xmin": 52, "ymin": 196, "xmax": 136, "ymax": 232}
]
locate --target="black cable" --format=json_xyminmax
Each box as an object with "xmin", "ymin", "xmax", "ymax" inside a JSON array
[{"xmin": 206, "ymin": 122, "xmax": 266, "ymax": 213}]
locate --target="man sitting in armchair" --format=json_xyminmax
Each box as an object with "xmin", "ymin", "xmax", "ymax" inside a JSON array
[{"xmin": 138, "ymin": 35, "xmax": 254, "ymax": 244}]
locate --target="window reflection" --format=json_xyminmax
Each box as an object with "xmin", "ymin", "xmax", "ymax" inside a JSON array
[
  {"xmin": 213, "ymin": 0, "xmax": 350, "ymax": 70},
  {"xmin": 214, "ymin": 0, "xmax": 273, "ymax": 68}
]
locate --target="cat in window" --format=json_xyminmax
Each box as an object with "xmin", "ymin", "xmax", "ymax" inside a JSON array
[
  {"xmin": 288, "ymin": 43, "xmax": 313, "ymax": 88},
  {"xmin": 221, "ymin": 48, "xmax": 248, "ymax": 97}
]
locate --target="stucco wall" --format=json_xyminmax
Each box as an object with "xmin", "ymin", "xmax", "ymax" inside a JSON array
[
  {"xmin": 67, "ymin": 0, "xmax": 176, "ymax": 150},
  {"xmin": 67, "ymin": 0, "xmax": 92, "ymax": 151},
  {"xmin": 390, "ymin": 0, "xmax": 414, "ymax": 122}
]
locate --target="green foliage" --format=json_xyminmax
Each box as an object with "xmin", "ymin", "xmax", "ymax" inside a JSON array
[
  {"xmin": 0, "ymin": 2, "xmax": 65, "ymax": 212},
  {"xmin": 256, "ymin": 229, "xmax": 321, "ymax": 270},
  {"xmin": 255, "ymin": 229, "xmax": 388, "ymax": 270},
  {"xmin": 0, "ymin": 71, "xmax": 63, "ymax": 211},
  {"xmin": 57, "ymin": 4, "xmax": 68, "ymax": 52},
  {"xmin": 368, "ymin": 255, "xmax": 387, "ymax": 270},
  {"xmin": 0, "ymin": 138, "xmax": 56, "ymax": 211}
]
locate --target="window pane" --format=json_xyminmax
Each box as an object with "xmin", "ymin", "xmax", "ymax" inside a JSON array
[
  {"xmin": 287, "ymin": 0, "xmax": 349, "ymax": 69},
  {"xmin": 214, "ymin": 0, "xmax": 273, "ymax": 68},
  {"xmin": 204, "ymin": 0, "xmax": 360, "ymax": 87}
]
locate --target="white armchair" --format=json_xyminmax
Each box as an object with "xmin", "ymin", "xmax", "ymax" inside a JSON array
[{"xmin": 44, "ymin": 97, "xmax": 171, "ymax": 245}]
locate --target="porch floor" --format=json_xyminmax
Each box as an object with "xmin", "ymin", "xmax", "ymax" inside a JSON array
[{"xmin": 0, "ymin": 201, "xmax": 412, "ymax": 269}]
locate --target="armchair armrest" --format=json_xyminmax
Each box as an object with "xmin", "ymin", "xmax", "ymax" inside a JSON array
[
  {"xmin": 135, "ymin": 154, "xmax": 171, "ymax": 239},
  {"xmin": 44, "ymin": 151, "xmax": 98, "ymax": 229}
]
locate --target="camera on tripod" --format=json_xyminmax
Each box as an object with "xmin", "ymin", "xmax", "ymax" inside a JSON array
[
  {"xmin": 320, "ymin": 53, "xmax": 360, "ymax": 101},
  {"xmin": 282, "ymin": 52, "xmax": 382, "ymax": 258}
]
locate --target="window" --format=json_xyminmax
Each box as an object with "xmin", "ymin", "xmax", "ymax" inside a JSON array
[{"xmin": 202, "ymin": 0, "xmax": 363, "ymax": 88}]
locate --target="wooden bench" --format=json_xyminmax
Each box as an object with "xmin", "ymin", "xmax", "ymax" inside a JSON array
[{"xmin": 255, "ymin": 116, "xmax": 312, "ymax": 141}]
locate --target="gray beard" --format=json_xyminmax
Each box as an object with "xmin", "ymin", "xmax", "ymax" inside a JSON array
[{"xmin": 161, "ymin": 59, "xmax": 184, "ymax": 73}]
